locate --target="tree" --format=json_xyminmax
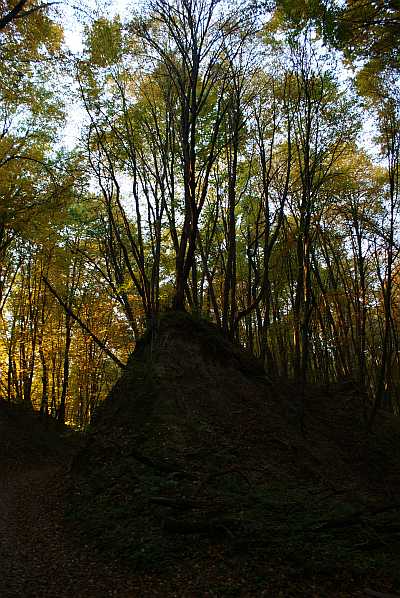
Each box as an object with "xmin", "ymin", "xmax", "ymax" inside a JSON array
[
  {"xmin": 0, "ymin": 0, "xmax": 59, "ymax": 31},
  {"xmin": 134, "ymin": 0, "xmax": 253, "ymax": 311},
  {"xmin": 272, "ymin": 0, "xmax": 400, "ymax": 75}
]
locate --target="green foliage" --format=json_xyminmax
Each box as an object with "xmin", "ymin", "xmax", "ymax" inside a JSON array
[{"xmin": 86, "ymin": 17, "xmax": 123, "ymax": 67}]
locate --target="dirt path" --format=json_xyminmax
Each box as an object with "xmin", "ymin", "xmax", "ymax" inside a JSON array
[{"xmin": 0, "ymin": 462, "xmax": 140, "ymax": 598}]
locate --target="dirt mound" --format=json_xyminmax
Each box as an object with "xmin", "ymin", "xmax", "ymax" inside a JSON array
[
  {"xmin": 70, "ymin": 312, "xmax": 400, "ymax": 595},
  {"xmin": 84, "ymin": 312, "xmax": 279, "ymax": 473}
]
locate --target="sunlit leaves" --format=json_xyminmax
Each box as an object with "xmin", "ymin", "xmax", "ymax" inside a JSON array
[{"xmin": 86, "ymin": 17, "xmax": 123, "ymax": 68}]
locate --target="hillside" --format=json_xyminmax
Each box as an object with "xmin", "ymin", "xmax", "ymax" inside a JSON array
[{"xmin": 69, "ymin": 312, "xmax": 400, "ymax": 597}]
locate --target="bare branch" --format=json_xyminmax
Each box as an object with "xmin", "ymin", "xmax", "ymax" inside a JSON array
[{"xmin": 42, "ymin": 276, "xmax": 126, "ymax": 370}]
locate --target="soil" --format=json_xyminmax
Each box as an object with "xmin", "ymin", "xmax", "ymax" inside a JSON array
[
  {"xmin": 0, "ymin": 403, "xmax": 138, "ymax": 597},
  {"xmin": 1, "ymin": 312, "xmax": 400, "ymax": 597}
]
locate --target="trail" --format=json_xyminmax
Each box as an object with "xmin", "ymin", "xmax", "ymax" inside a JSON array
[{"xmin": 0, "ymin": 461, "xmax": 137, "ymax": 598}]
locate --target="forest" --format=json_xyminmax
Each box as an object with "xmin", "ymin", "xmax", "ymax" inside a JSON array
[
  {"xmin": 0, "ymin": 0, "xmax": 399, "ymax": 427},
  {"xmin": 2, "ymin": 1, "xmax": 400, "ymax": 596}
]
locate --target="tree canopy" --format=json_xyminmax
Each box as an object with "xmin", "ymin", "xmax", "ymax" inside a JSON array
[{"xmin": 0, "ymin": 0, "xmax": 399, "ymax": 427}]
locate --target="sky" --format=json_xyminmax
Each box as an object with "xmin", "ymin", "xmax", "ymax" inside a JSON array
[
  {"xmin": 62, "ymin": 0, "xmax": 135, "ymax": 53},
  {"xmin": 60, "ymin": 0, "xmax": 135, "ymax": 149},
  {"xmin": 58, "ymin": 0, "xmax": 381, "ymax": 161}
]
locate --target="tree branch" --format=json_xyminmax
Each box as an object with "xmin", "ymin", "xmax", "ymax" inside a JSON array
[
  {"xmin": 42, "ymin": 276, "xmax": 126, "ymax": 370},
  {"xmin": 0, "ymin": 0, "xmax": 29, "ymax": 30},
  {"xmin": 0, "ymin": 0, "xmax": 59, "ymax": 30}
]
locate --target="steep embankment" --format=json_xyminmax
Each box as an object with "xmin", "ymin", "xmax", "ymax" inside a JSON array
[{"xmin": 70, "ymin": 312, "xmax": 400, "ymax": 596}]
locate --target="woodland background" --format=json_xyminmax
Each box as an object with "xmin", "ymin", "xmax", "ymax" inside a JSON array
[{"xmin": 0, "ymin": 0, "xmax": 399, "ymax": 428}]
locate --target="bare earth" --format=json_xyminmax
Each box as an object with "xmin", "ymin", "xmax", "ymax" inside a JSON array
[{"xmin": 0, "ymin": 462, "xmax": 140, "ymax": 598}]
